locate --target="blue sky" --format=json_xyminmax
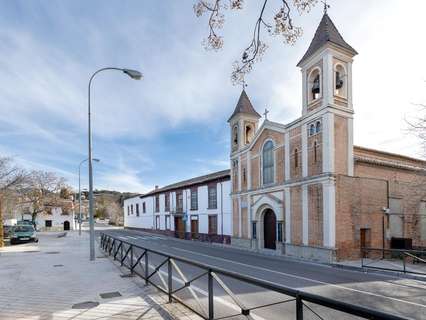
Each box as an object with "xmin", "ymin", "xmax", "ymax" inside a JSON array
[{"xmin": 1, "ymin": 1, "xmax": 425, "ymax": 193}]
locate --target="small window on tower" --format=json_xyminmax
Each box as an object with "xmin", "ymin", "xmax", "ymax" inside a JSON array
[
  {"xmin": 232, "ymin": 125, "xmax": 239, "ymax": 148},
  {"xmin": 309, "ymin": 124, "xmax": 315, "ymax": 136},
  {"xmin": 245, "ymin": 124, "xmax": 254, "ymax": 144},
  {"xmin": 334, "ymin": 64, "xmax": 347, "ymax": 97},
  {"xmin": 308, "ymin": 67, "xmax": 321, "ymax": 103}
]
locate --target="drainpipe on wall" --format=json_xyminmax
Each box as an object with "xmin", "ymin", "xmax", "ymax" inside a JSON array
[{"xmin": 220, "ymin": 182, "xmax": 224, "ymax": 243}]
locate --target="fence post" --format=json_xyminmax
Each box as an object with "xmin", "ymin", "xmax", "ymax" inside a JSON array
[
  {"xmin": 144, "ymin": 250, "xmax": 149, "ymax": 285},
  {"xmin": 208, "ymin": 269, "xmax": 214, "ymax": 320},
  {"xmin": 130, "ymin": 246, "xmax": 134, "ymax": 274},
  {"xmin": 168, "ymin": 258, "xmax": 172, "ymax": 303},
  {"xmin": 296, "ymin": 295, "xmax": 303, "ymax": 320},
  {"xmin": 120, "ymin": 242, "xmax": 124, "ymax": 266},
  {"xmin": 403, "ymin": 253, "xmax": 406, "ymax": 273}
]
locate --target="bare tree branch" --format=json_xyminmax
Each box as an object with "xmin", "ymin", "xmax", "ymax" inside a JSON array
[{"xmin": 194, "ymin": 0, "xmax": 317, "ymax": 84}]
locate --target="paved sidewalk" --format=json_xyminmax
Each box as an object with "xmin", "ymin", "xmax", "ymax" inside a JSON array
[{"xmin": 0, "ymin": 231, "xmax": 200, "ymax": 320}]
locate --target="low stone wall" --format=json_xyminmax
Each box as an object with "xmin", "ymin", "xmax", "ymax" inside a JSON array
[{"xmin": 284, "ymin": 243, "xmax": 336, "ymax": 263}]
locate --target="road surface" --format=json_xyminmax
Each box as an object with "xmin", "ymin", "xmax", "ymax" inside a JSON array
[{"xmin": 99, "ymin": 228, "xmax": 426, "ymax": 319}]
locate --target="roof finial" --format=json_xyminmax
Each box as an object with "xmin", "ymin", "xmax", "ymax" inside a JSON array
[
  {"xmin": 321, "ymin": 0, "xmax": 330, "ymax": 14},
  {"xmin": 242, "ymin": 79, "xmax": 247, "ymax": 91}
]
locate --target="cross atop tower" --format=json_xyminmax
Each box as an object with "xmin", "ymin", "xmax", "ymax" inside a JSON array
[
  {"xmin": 321, "ymin": 0, "xmax": 330, "ymax": 14},
  {"xmin": 242, "ymin": 79, "xmax": 248, "ymax": 91},
  {"xmin": 263, "ymin": 108, "xmax": 269, "ymax": 120}
]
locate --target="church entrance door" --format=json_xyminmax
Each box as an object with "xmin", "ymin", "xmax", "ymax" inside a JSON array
[{"xmin": 263, "ymin": 209, "xmax": 276, "ymax": 250}]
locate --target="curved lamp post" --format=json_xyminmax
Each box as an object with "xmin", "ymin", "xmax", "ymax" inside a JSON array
[
  {"xmin": 88, "ymin": 67, "xmax": 142, "ymax": 261},
  {"xmin": 78, "ymin": 158, "xmax": 100, "ymax": 236}
]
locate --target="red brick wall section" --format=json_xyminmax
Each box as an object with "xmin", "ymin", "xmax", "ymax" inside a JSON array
[
  {"xmin": 291, "ymin": 186, "xmax": 302, "ymax": 244},
  {"xmin": 308, "ymin": 184, "xmax": 323, "ymax": 246},
  {"xmin": 335, "ymin": 175, "xmax": 388, "ymax": 260},
  {"xmin": 355, "ymin": 162, "xmax": 426, "ymax": 247},
  {"xmin": 232, "ymin": 199, "xmax": 239, "ymax": 237},
  {"xmin": 290, "ymin": 127, "xmax": 302, "ymax": 180},
  {"xmin": 334, "ymin": 115, "xmax": 348, "ymax": 175},
  {"xmin": 241, "ymin": 155, "xmax": 247, "ymax": 191},
  {"xmin": 251, "ymin": 157, "xmax": 260, "ymax": 189},
  {"xmin": 308, "ymin": 132, "xmax": 323, "ymax": 177}
]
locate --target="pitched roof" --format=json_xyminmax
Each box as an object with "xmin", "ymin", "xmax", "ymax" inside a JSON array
[
  {"xmin": 297, "ymin": 13, "xmax": 357, "ymax": 67},
  {"xmin": 228, "ymin": 90, "xmax": 261, "ymax": 122},
  {"xmin": 140, "ymin": 169, "xmax": 230, "ymax": 199}
]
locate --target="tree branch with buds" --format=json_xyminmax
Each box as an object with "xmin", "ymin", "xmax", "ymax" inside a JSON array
[{"xmin": 194, "ymin": 0, "xmax": 317, "ymax": 85}]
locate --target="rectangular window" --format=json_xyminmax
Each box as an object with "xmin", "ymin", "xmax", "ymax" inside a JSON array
[
  {"xmin": 165, "ymin": 193, "xmax": 170, "ymax": 212},
  {"xmin": 208, "ymin": 215, "xmax": 218, "ymax": 235},
  {"xmin": 136, "ymin": 203, "xmax": 140, "ymax": 217},
  {"xmin": 190, "ymin": 188, "xmax": 198, "ymax": 210},
  {"xmin": 155, "ymin": 195, "xmax": 160, "ymax": 212},
  {"xmin": 176, "ymin": 191, "xmax": 183, "ymax": 212},
  {"xmin": 208, "ymin": 184, "xmax": 217, "ymax": 209},
  {"xmin": 127, "ymin": 206, "xmax": 130, "ymax": 216},
  {"xmin": 45, "ymin": 220, "xmax": 52, "ymax": 227},
  {"xmin": 252, "ymin": 222, "xmax": 257, "ymax": 239},
  {"xmin": 131, "ymin": 204, "xmax": 134, "ymax": 215},
  {"xmin": 165, "ymin": 215, "xmax": 170, "ymax": 230},
  {"xmin": 142, "ymin": 202, "xmax": 146, "ymax": 213},
  {"xmin": 155, "ymin": 215, "xmax": 160, "ymax": 230}
]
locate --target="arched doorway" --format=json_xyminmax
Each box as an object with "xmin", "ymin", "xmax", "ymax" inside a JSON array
[
  {"xmin": 263, "ymin": 209, "xmax": 276, "ymax": 250},
  {"xmin": 64, "ymin": 221, "xmax": 70, "ymax": 231}
]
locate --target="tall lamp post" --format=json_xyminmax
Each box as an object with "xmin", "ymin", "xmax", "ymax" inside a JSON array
[
  {"xmin": 88, "ymin": 67, "xmax": 142, "ymax": 261},
  {"xmin": 78, "ymin": 158, "xmax": 100, "ymax": 236}
]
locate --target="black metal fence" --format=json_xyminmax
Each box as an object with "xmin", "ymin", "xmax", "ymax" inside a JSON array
[
  {"xmin": 361, "ymin": 247, "xmax": 426, "ymax": 276},
  {"xmin": 100, "ymin": 232, "xmax": 408, "ymax": 320}
]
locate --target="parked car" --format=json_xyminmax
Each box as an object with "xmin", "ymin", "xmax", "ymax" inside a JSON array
[
  {"xmin": 17, "ymin": 220, "xmax": 36, "ymax": 230},
  {"xmin": 10, "ymin": 225, "xmax": 38, "ymax": 245}
]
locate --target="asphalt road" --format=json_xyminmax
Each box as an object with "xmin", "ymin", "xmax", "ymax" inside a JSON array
[{"xmin": 99, "ymin": 228, "xmax": 426, "ymax": 320}]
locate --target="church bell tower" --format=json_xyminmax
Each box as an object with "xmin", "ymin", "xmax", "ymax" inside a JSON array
[
  {"xmin": 297, "ymin": 11, "xmax": 357, "ymax": 116},
  {"xmin": 228, "ymin": 89, "xmax": 261, "ymax": 154}
]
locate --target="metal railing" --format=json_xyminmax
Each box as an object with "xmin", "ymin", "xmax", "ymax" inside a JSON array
[
  {"xmin": 361, "ymin": 247, "xmax": 426, "ymax": 276},
  {"xmin": 100, "ymin": 232, "xmax": 408, "ymax": 320}
]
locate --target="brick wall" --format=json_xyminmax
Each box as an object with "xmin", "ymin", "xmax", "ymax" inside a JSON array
[
  {"xmin": 290, "ymin": 186, "xmax": 302, "ymax": 244},
  {"xmin": 355, "ymin": 160, "xmax": 426, "ymax": 248},
  {"xmin": 335, "ymin": 175, "xmax": 388, "ymax": 260},
  {"xmin": 334, "ymin": 115, "xmax": 348, "ymax": 175},
  {"xmin": 232, "ymin": 199, "xmax": 239, "ymax": 237},
  {"xmin": 290, "ymin": 127, "xmax": 302, "ymax": 179},
  {"xmin": 308, "ymin": 183, "xmax": 323, "ymax": 246},
  {"xmin": 308, "ymin": 132, "xmax": 323, "ymax": 176}
]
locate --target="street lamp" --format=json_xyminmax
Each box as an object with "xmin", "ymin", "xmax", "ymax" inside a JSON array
[
  {"xmin": 88, "ymin": 67, "xmax": 142, "ymax": 261},
  {"xmin": 78, "ymin": 158, "xmax": 100, "ymax": 236}
]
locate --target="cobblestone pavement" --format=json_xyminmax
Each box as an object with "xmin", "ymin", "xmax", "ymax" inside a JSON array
[{"xmin": 0, "ymin": 231, "xmax": 200, "ymax": 320}]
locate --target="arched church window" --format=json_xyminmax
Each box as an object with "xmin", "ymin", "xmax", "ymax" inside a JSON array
[
  {"xmin": 313, "ymin": 141, "xmax": 318, "ymax": 163},
  {"xmin": 262, "ymin": 140, "xmax": 274, "ymax": 185},
  {"xmin": 316, "ymin": 121, "xmax": 321, "ymax": 133},
  {"xmin": 334, "ymin": 63, "xmax": 347, "ymax": 97},
  {"xmin": 294, "ymin": 148, "xmax": 299, "ymax": 168},
  {"xmin": 308, "ymin": 68, "xmax": 321, "ymax": 103},
  {"xmin": 309, "ymin": 123, "xmax": 315, "ymax": 136},
  {"xmin": 232, "ymin": 125, "xmax": 238, "ymax": 148}
]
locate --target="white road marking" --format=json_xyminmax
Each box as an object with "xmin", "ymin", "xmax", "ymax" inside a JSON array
[{"xmin": 171, "ymin": 246, "xmax": 426, "ymax": 310}]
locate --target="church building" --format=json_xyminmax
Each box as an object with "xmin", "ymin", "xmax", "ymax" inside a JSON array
[{"xmin": 229, "ymin": 12, "xmax": 426, "ymax": 261}]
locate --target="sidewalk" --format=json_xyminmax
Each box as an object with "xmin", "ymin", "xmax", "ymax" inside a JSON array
[{"xmin": 0, "ymin": 231, "xmax": 200, "ymax": 320}]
